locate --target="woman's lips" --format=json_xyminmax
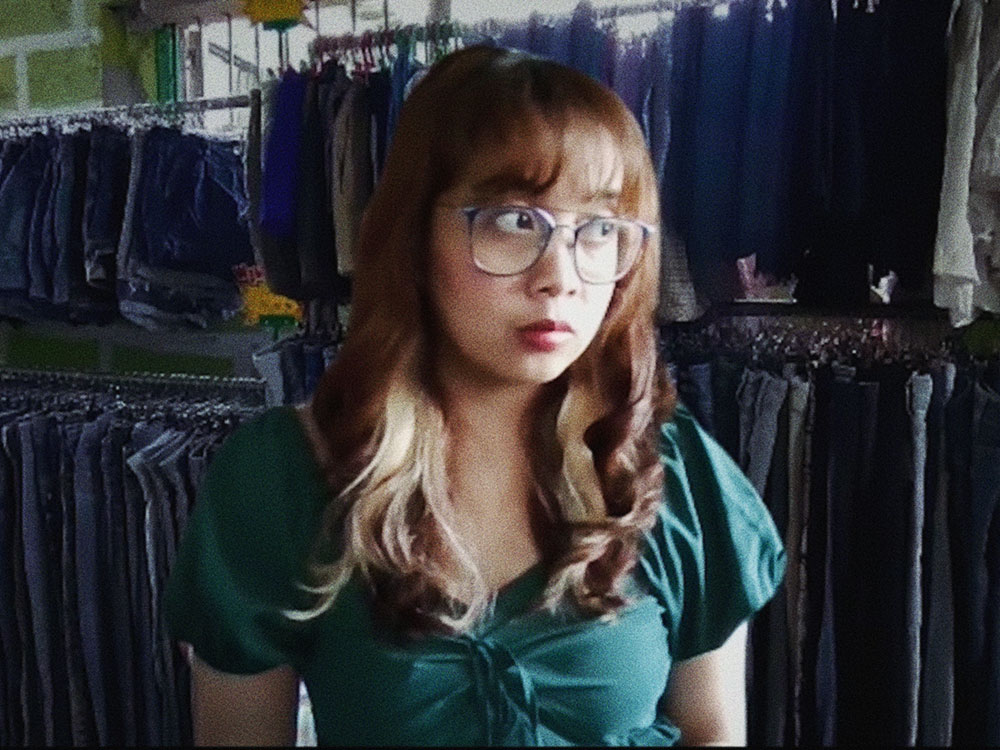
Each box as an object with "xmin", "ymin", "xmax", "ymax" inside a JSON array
[{"xmin": 517, "ymin": 329, "xmax": 573, "ymax": 352}]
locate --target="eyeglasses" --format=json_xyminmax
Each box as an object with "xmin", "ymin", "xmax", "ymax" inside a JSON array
[{"xmin": 446, "ymin": 205, "xmax": 655, "ymax": 285}]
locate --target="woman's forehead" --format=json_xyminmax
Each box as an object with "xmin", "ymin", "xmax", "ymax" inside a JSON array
[{"xmin": 452, "ymin": 119, "xmax": 624, "ymax": 206}]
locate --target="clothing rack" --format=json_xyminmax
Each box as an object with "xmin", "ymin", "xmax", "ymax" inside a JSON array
[
  {"xmin": 659, "ymin": 313, "xmax": 981, "ymax": 369},
  {"xmin": 0, "ymin": 367, "xmax": 266, "ymax": 397},
  {"xmin": 309, "ymin": 0, "xmax": 763, "ymax": 59},
  {"xmin": 0, "ymin": 94, "xmax": 251, "ymax": 134}
]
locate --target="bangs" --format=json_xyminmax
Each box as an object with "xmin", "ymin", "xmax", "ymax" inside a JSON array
[{"xmin": 461, "ymin": 114, "xmax": 627, "ymax": 212}]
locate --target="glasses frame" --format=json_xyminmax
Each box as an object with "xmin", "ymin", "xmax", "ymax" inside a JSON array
[{"xmin": 452, "ymin": 204, "xmax": 656, "ymax": 285}]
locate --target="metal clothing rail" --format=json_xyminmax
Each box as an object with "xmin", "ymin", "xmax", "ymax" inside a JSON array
[
  {"xmin": 0, "ymin": 93, "xmax": 252, "ymax": 131},
  {"xmin": 309, "ymin": 0, "xmax": 757, "ymax": 57},
  {"xmin": 0, "ymin": 367, "xmax": 266, "ymax": 395},
  {"xmin": 595, "ymin": 0, "xmax": 752, "ymax": 18}
]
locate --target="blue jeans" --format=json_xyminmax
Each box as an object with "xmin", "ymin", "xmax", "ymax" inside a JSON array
[
  {"xmin": 73, "ymin": 415, "xmax": 113, "ymax": 745},
  {"xmin": 27, "ymin": 135, "xmax": 57, "ymax": 306},
  {"xmin": 123, "ymin": 420, "xmax": 168, "ymax": 745},
  {"xmin": 0, "ymin": 135, "xmax": 47, "ymax": 298},
  {"xmin": 2, "ymin": 418, "xmax": 46, "ymax": 746},
  {"xmin": 953, "ymin": 380, "xmax": 1000, "ymax": 746},
  {"xmin": 83, "ymin": 126, "xmax": 131, "ymax": 291},
  {"xmin": 128, "ymin": 429, "xmax": 188, "ymax": 747},
  {"xmin": 820, "ymin": 371, "xmax": 879, "ymax": 745},
  {"xmin": 100, "ymin": 418, "xmax": 139, "ymax": 745},
  {"xmin": 737, "ymin": 368, "xmax": 789, "ymax": 496},
  {"xmin": 20, "ymin": 414, "xmax": 74, "ymax": 745},
  {"xmin": 57, "ymin": 416, "xmax": 98, "ymax": 745},
  {"xmin": 642, "ymin": 20, "xmax": 675, "ymax": 184},
  {"xmin": 677, "ymin": 361, "xmax": 715, "ymax": 437},
  {"xmin": 919, "ymin": 362, "xmax": 955, "ymax": 746},
  {"xmin": 117, "ymin": 127, "xmax": 252, "ymax": 330},
  {"xmin": 902, "ymin": 372, "xmax": 933, "ymax": 745},
  {"xmin": 0, "ymin": 410, "xmax": 27, "ymax": 747}
]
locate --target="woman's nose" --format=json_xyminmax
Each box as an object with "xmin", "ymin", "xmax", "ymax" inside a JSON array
[{"xmin": 530, "ymin": 226, "xmax": 581, "ymax": 296}]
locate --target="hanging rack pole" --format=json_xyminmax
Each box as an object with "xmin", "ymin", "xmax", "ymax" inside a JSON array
[
  {"xmin": 254, "ymin": 23, "xmax": 261, "ymax": 84},
  {"xmin": 0, "ymin": 366, "xmax": 266, "ymax": 393},
  {"xmin": 0, "ymin": 93, "xmax": 253, "ymax": 131},
  {"xmin": 226, "ymin": 13, "xmax": 235, "ymax": 127}
]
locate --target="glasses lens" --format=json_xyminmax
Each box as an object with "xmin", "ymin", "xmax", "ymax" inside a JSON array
[
  {"xmin": 576, "ymin": 218, "xmax": 643, "ymax": 283},
  {"xmin": 470, "ymin": 207, "xmax": 546, "ymax": 275}
]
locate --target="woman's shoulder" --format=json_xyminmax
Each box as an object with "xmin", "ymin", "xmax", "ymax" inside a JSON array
[
  {"xmin": 640, "ymin": 403, "xmax": 787, "ymax": 659},
  {"xmin": 652, "ymin": 401, "xmax": 780, "ymax": 533}
]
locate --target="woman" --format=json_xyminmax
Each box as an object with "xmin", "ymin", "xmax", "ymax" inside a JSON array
[{"xmin": 164, "ymin": 45, "xmax": 785, "ymax": 746}]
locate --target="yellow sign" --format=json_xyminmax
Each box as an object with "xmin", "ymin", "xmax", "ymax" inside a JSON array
[{"xmin": 243, "ymin": 0, "xmax": 304, "ymax": 25}]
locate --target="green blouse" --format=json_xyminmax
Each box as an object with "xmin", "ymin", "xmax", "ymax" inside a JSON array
[{"xmin": 163, "ymin": 404, "xmax": 786, "ymax": 746}]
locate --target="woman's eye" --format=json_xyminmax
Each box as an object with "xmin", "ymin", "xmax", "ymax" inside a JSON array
[
  {"xmin": 582, "ymin": 220, "xmax": 617, "ymax": 242},
  {"xmin": 495, "ymin": 210, "xmax": 537, "ymax": 233}
]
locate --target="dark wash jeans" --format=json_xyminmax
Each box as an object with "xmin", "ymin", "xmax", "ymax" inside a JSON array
[{"xmin": 20, "ymin": 414, "xmax": 73, "ymax": 746}]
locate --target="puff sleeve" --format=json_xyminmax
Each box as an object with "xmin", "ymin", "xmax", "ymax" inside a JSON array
[
  {"xmin": 638, "ymin": 405, "xmax": 787, "ymax": 661},
  {"xmin": 162, "ymin": 406, "xmax": 330, "ymax": 674}
]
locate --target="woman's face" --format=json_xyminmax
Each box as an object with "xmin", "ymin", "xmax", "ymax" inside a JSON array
[{"xmin": 428, "ymin": 122, "xmax": 622, "ymax": 392}]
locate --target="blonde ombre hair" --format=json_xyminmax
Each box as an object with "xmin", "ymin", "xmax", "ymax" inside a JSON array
[{"xmin": 287, "ymin": 45, "xmax": 677, "ymax": 636}]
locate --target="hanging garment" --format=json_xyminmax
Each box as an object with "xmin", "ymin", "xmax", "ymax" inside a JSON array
[
  {"xmin": 0, "ymin": 376, "xmax": 264, "ymax": 746},
  {"xmin": 934, "ymin": 0, "xmax": 999, "ymax": 326}
]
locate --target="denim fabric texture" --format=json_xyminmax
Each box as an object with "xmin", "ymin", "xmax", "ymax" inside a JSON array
[
  {"xmin": 56, "ymin": 417, "xmax": 96, "ymax": 746},
  {"xmin": 1, "ymin": 392, "xmax": 257, "ymax": 746},
  {"xmin": 115, "ymin": 127, "xmax": 252, "ymax": 329},
  {"xmin": 903, "ymin": 372, "xmax": 933, "ymax": 745},
  {"xmin": 0, "ymin": 135, "xmax": 47, "ymax": 296},
  {"xmin": 2, "ymin": 419, "xmax": 45, "ymax": 746},
  {"xmin": 73, "ymin": 415, "xmax": 112, "ymax": 745},
  {"xmin": 677, "ymin": 361, "xmax": 715, "ymax": 436},
  {"xmin": 737, "ymin": 369, "xmax": 789, "ymax": 496},
  {"xmin": 710, "ymin": 355, "xmax": 744, "ymax": 462},
  {"xmin": 784, "ymin": 372, "xmax": 812, "ymax": 745},
  {"xmin": 82, "ymin": 126, "xmax": 131, "ymax": 290},
  {"xmin": 919, "ymin": 362, "xmax": 955, "ymax": 747},
  {"xmin": 123, "ymin": 421, "xmax": 167, "ymax": 745},
  {"xmin": 20, "ymin": 415, "xmax": 73, "ymax": 745},
  {"xmin": 100, "ymin": 418, "xmax": 139, "ymax": 746}
]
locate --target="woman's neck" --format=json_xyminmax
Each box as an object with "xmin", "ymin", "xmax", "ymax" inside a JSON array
[{"xmin": 441, "ymin": 380, "xmax": 538, "ymax": 452}]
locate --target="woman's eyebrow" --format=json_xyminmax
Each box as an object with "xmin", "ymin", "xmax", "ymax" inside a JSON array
[{"xmin": 583, "ymin": 188, "xmax": 621, "ymax": 205}]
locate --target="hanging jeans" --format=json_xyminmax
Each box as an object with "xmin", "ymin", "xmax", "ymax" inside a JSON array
[
  {"xmin": 784, "ymin": 373, "xmax": 812, "ymax": 745},
  {"xmin": 73, "ymin": 415, "xmax": 114, "ymax": 745},
  {"xmin": 903, "ymin": 372, "xmax": 933, "ymax": 745},
  {"xmin": 116, "ymin": 127, "xmax": 252, "ymax": 330},
  {"xmin": 0, "ymin": 410, "xmax": 27, "ymax": 747},
  {"xmin": 918, "ymin": 362, "xmax": 955, "ymax": 747},
  {"xmin": 20, "ymin": 414, "xmax": 74, "ymax": 746},
  {"xmin": 818, "ymin": 368, "xmax": 879, "ymax": 746},
  {"xmin": 122, "ymin": 420, "xmax": 168, "ymax": 745},
  {"xmin": 82, "ymin": 125, "xmax": 131, "ymax": 291},
  {"xmin": 737, "ymin": 368, "xmax": 789, "ymax": 496},
  {"xmin": 100, "ymin": 418, "xmax": 139, "ymax": 745},
  {"xmin": 57, "ymin": 416, "xmax": 97, "ymax": 746},
  {"xmin": 676, "ymin": 361, "xmax": 715, "ymax": 435},
  {"xmin": 0, "ymin": 135, "xmax": 48, "ymax": 320},
  {"xmin": 951, "ymin": 380, "xmax": 1000, "ymax": 746}
]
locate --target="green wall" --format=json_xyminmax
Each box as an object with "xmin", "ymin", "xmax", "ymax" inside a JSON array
[{"xmin": 0, "ymin": 0, "xmax": 156, "ymax": 115}]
